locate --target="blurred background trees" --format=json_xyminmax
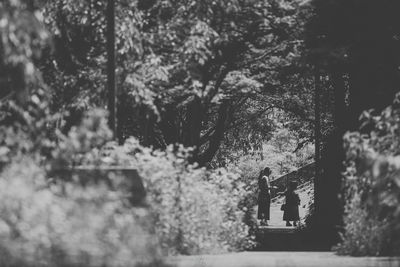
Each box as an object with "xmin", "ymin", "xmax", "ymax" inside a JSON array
[
  {"xmin": 0, "ymin": 0, "xmax": 317, "ymax": 169},
  {"xmin": 36, "ymin": 0, "xmax": 316, "ymax": 166}
]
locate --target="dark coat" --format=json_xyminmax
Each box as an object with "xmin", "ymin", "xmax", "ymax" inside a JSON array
[
  {"xmin": 283, "ymin": 191, "xmax": 300, "ymax": 221},
  {"xmin": 257, "ymin": 176, "xmax": 271, "ymax": 220}
]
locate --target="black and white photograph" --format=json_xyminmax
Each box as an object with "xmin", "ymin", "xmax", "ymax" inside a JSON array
[{"xmin": 1, "ymin": 0, "xmax": 400, "ymax": 266}]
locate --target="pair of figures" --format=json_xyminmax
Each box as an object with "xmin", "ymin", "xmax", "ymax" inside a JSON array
[{"xmin": 257, "ymin": 167, "xmax": 300, "ymax": 226}]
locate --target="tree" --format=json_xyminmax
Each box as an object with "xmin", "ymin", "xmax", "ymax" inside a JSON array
[
  {"xmin": 0, "ymin": 0, "xmax": 49, "ymax": 105},
  {"xmin": 305, "ymin": 0, "xmax": 400, "ymax": 246},
  {"xmin": 40, "ymin": 0, "xmax": 311, "ymax": 165},
  {"xmin": 0, "ymin": 0, "xmax": 57, "ymax": 167}
]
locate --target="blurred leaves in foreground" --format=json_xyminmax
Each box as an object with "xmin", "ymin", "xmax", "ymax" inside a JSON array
[
  {"xmin": 0, "ymin": 158, "xmax": 164, "ymax": 267},
  {"xmin": 0, "ymin": 109, "xmax": 255, "ymax": 266},
  {"xmin": 99, "ymin": 137, "xmax": 256, "ymax": 255},
  {"xmin": 335, "ymin": 93, "xmax": 400, "ymax": 256}
]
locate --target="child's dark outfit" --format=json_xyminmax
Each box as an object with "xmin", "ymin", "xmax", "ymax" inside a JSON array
[{"xmin": 283, "ymin": 190, "xmax": 300, "ymax": 222}]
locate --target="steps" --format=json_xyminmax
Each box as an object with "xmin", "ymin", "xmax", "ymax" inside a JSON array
[
  {"xmin": 255, "ymin": 226, "xmax": 304, "ymax": 251},
  {"xmin": 258, "ymin": 226, "xmax": 296, "ymax": 234},
  {"xmin": 254, "ymin": 163, "xmax": 316, "ymax": 251}
]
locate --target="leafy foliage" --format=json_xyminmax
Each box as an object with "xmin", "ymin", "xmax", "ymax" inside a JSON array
[
  {"xmin": 0, "ymin": 159, "xmax": 167, "ymax": 267},
  {"xmin": 99, "ymin": 138, "xmax": 256, "ymax": 254},
  {"xmin": 0, "ymin": 0, "xmax": 49, "ymax": 104},
  {"xmin": 38, "ymin": 0, "xmax": 314, "ymax": 165},
  {"xmin": 0, "ymin": 0, "xmax": 58, "ymax": 170},
  {"xmin": 0, "ymin": 109, "xmax": 176, "ymax": 267},
  {"xmin": 1, "ymin": 107, "xmax": 256, "ymax": 260},
  {"xmin": 335, "ymin": 95, "xmax": 400, "ymax": 256},
  {"xmin": 0, "ymin": 110, "xmax": 250, "ymax": 267}
]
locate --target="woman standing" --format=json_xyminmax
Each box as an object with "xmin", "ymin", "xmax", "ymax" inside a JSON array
[
  {"xmin": 257, "ymin": 167, "xmax": 272, "ymax": 226},
  {"xmin": 283, "ymin": 181, "xmax": 300, "ymax": 226}
]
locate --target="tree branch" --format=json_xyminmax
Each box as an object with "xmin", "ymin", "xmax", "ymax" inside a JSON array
[
  {"xmin": 199, "ymin": 95, "xmax": 249, "ymax": 145},
  {"xmin": 226, "ymin": 105, "xmax": 275, "ymax": 131},
  {"xmin": 293, "ymin": 137, "xmax": 313, "ymax": 153},
  {"xmin": 197, "ymin": 100, "xmax": 231, "ymax": 165},
  {"xmin": 0, "ymin": 91, "xmax": 14, "ymax": 103}
]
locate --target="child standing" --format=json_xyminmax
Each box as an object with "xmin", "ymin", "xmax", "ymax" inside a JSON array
[{"xmin": 283, "ymin": 181, "xmax": 300, "ymax": 226}]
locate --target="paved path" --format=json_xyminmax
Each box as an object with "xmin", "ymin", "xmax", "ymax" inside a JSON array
[{"xmin": 167, "ymin": 252, "xmax": 400, "ymax": 267}]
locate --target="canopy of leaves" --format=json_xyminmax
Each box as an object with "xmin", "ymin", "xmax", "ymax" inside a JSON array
[{"xmin": 37, "ymin": 0, "xmax": 315, "ymax": 165}]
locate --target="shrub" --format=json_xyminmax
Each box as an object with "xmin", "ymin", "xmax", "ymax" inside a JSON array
[
  {"xmin": 102, "ymin": 139, "xmax": 256, "ymax": 255},
  {"xmin": 0, "ymin": 108, "xmax": 256, "ymax": 262},
  {"xmin": 335, "ymin": 94, "xmax": 400, "ymax": 256},
  {"xmin": 225, "ymin": 156, "xmax": 262, "ymax": 237},
  {"xmin": 0, "ymin": 158, "xmax": 166, "ymax": 267},
  {"xmin": 0, "ymin": 109, "xmax": 173, "ymax": 266},
  {"xmin": 334, "ymin": 191, "xmax": 392, "ymax": 256}
]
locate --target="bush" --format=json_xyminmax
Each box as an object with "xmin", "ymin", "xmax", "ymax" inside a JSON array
[
  {"xmin": 0, "ymin": 108, "xmax": 256, "ymax": 263},
  {"xmin": 334, "ymin": 191, "xmax": 393, "ymax": 256},
  {"xmin": 0, "ymin": 110, "xmax": 173, "ymax": 266},
  {"xmin": 0, "ymin": 158, "xmax": 165, "ymax": 267},
  {"xmin": 225, "ymin": 156, "xmax": 262, "ymax": 237},
  {"xmin": 335, "ymin": 94, "xmax": 400, "ymax": 256},
  {"xmin": 102, "ymin": 139, "xmax": 256, "ymax": 255}
]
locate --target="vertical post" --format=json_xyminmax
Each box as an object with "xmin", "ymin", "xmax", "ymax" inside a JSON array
[
  {"xmin": 107, "ymin": 0, "xmax": 116, "ymax": 135},
  {"xmin": 314, "ymin": 70, "xmax": 321, "ymax": 213},
  {"xmin": 175, "ymin": 166, "xmax": 184, "ymax": 253}
]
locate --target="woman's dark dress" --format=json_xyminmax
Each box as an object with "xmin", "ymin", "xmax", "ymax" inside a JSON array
[
  {"xmin": 283, "ymin": 191, "xmax": 300, "ymax": 221},
  {"xmin": 257, "ymin": 177, "xmax": 271, "ymax": 220}
]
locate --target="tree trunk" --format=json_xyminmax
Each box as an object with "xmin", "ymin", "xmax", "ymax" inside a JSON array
[
  {"xmin": 184, "ymin": 96, "xmax": 202, "ymax": 148},
  {"xmin": 318, "ymin": 71, "xmax": 346, "ymax": 243},
  {"xmin": 158, "ymin": 106, "xmax": 180, "ymax": 146},
  {"xmin": 106, "ymin": 0, "xmax": 117, "ymax": 136},
  {"xmin": 313, "ymin": 71, "xmax": 321, "ymax": 214},
  {"xmin": 197, "ymin": 100, "xmax": 230, "ymax": 166},
  {"xmin": 143, "ymin": 109, "xmax": 156, "ymax": 147},
  {"xmin": 11, "ymin": 64, "xmax": 28, "ymax": 106},
  {"xmin": 332, "ymin": 72, "xmax": 347, "ymax": 132},
  {"xmin": 348, "ymin": 42, "xmax": 399, "ymax": 130}
]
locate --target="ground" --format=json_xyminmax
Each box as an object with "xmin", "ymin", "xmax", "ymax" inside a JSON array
[
  {"xmin": 167, "ymin": 182, "xmax": 400, "ymax": 267},
  {"xmin": 167, "ymin": 181, "xmax": 400, "ymax": 267},
  {"xmin": 167, "ymin": 252, "xmax": 400, "ymax": 267}
]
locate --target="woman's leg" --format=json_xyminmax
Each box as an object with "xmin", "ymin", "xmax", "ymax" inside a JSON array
[{"xmin": 286, "ymin": 221, "xmax": 292, "ymax": 226}]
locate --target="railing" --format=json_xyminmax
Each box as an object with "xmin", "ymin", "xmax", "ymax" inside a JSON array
[{"xmin": 270, "ymin": 162, "xmax": 315, "ymax": 198}]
